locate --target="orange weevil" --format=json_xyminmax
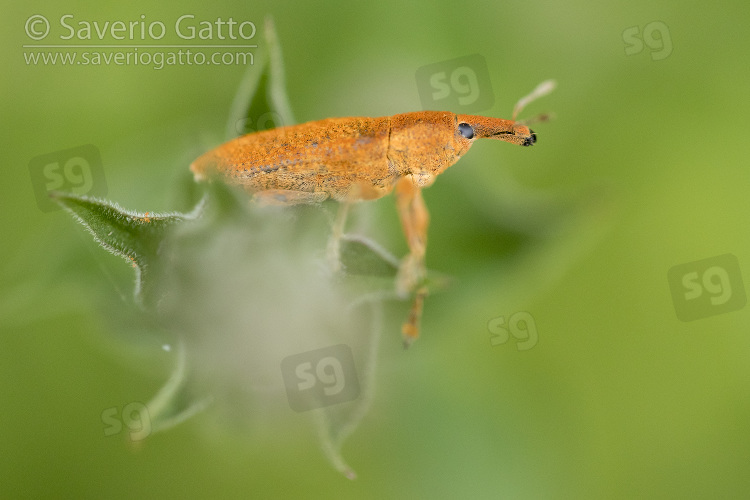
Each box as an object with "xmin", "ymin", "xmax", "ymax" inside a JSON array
[{"xmin": 191, "ymin": 80, "xmax": 556, "ymax": 346}]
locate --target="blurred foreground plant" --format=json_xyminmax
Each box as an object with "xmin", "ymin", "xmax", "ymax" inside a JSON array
[{"xmin": 52, "ymin": 18, "xmax": 433, "ymax": 479}]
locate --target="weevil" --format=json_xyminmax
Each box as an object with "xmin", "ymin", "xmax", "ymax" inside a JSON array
[{"xmin": 191, "ymin": 80, "xmax": 555, "ymax": 346}]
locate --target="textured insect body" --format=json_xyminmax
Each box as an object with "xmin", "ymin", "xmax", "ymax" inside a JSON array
[
  {"xmin": 191, "ymin": 80, "xmax": 555, "ymax": 345},
  {"xmin": 191, "ymin": 111, "xmax": 535, "ymax": 203}
]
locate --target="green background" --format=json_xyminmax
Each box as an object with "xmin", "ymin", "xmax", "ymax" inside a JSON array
[{"xmin": 3, "ymin": 1, "xmax": 750, "ymax": 498}]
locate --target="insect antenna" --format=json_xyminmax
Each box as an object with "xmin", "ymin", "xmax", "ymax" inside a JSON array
[
  {"xmin": 512, "ymin": 79, "xmax": 557, "ymax": 121},
  {"xmin": 515, "ymin": 112, "xmax": 556, "ymax": 127}
]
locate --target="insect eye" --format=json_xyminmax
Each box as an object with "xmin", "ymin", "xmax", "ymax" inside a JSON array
[{"xmin": 458, "ymin": 123, "xmax": 474, "ymax": 139}]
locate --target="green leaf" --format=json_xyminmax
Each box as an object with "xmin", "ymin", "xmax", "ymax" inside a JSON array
[
  {"xmin": 51, "ymin": 191, "xmax": 204, "ymax": 305},
  {"xmin": 339, "ymin": 233, "xmax": 452, "ymax": 295},
  {"xmin": 340, "ymin": 234, "xmax": 399, "ymax": 277},
  {"xmin": 226, "ymin": 16, "xmax": 295, "ymax": 139},
  {"xmin": 144, "ymin": 342, "xmax": 212, "ymax": 436}
]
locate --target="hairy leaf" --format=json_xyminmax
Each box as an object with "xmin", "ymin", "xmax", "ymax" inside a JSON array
[{"xmin": 51, "ymin": 191, "xmax": 204, "ymax": 305}]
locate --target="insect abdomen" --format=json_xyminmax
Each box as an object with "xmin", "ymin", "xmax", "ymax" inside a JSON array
[{"xmin": 191, "ymin": 116, "xmax": 395, "ymax": 200}]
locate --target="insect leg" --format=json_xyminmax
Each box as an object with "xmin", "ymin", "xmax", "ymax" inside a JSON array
[
  {"xmin": 327, "ymin": 201, "xmax": 351, "ymax": 273},
  {"xmin": 402, "ymin": 286, "xmax": 428, "ymax": 348},
  {"xmin": 394, "ymin": 175, "xmax": 430, "ymax": 345},
  {"xmin": 325, "ymin": 180, "xmax": 381, "ymax": 273}
]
